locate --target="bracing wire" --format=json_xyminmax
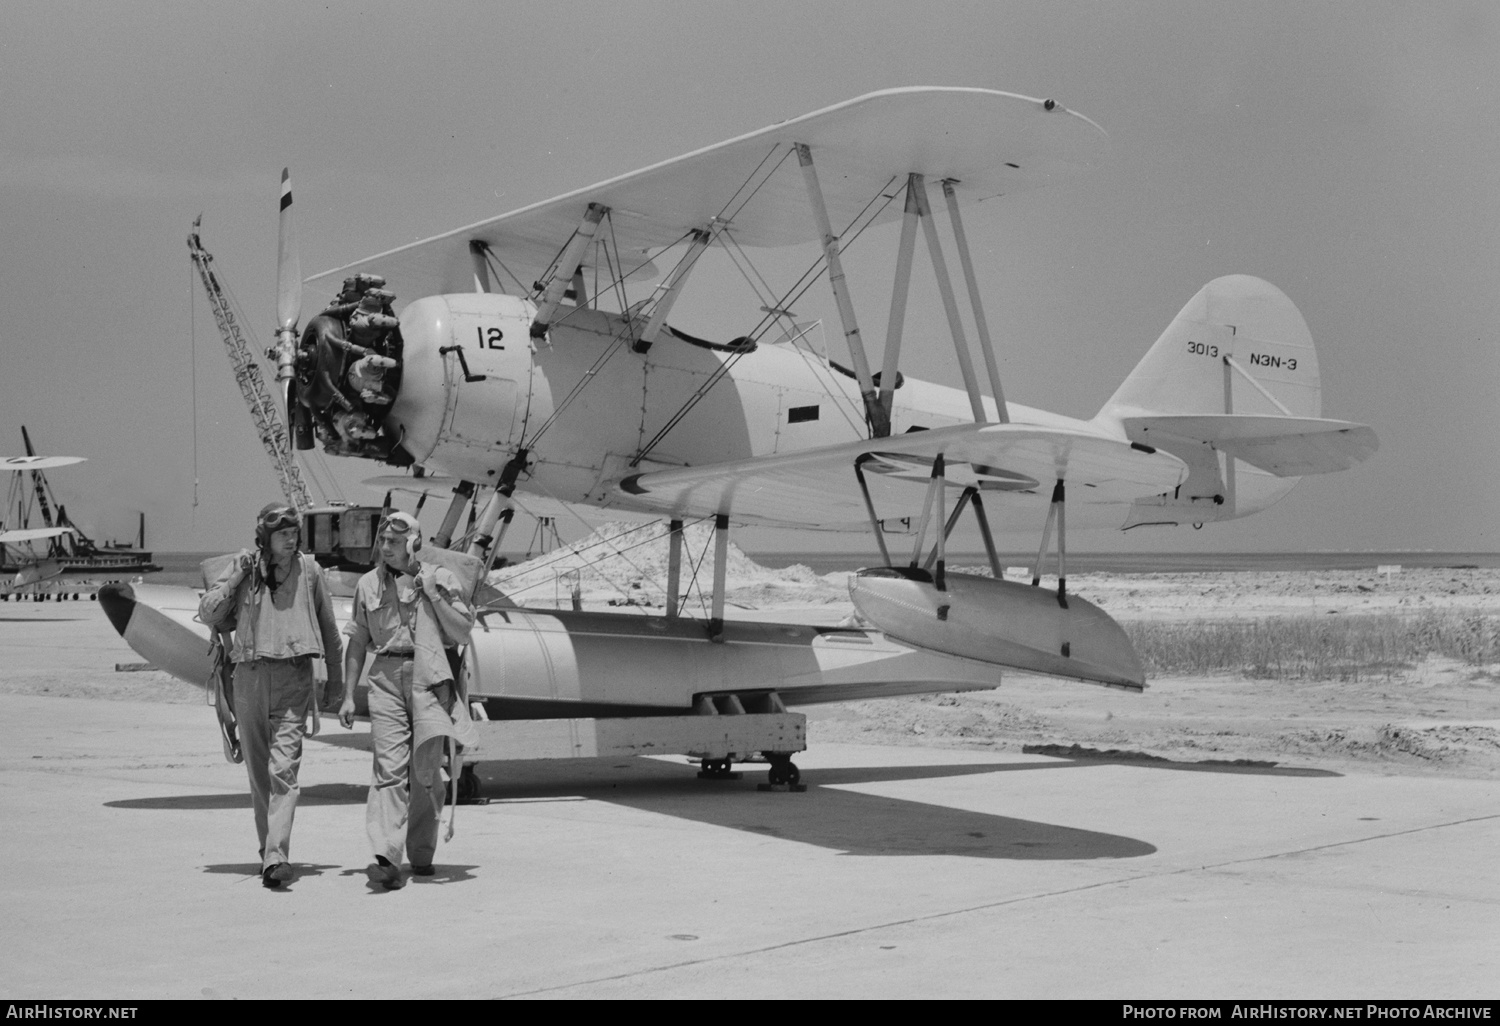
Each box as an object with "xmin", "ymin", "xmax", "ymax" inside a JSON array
[
  {"xmin": 714, "ymin": 143, "xmax": 796, "ymax": 228},
  {"xmin": 629, "ymin": 175, "xmax": 900, "ymax": 466},
  {"xmin": 494, "ymin": 491, "xmax": 717, "ymax": 610},
  {"xmin": 480, "ymin": 246, "xmax": 530, "ymax": 295},
  {"xmin": 189, "ymin": 262, "xmax": 200, "ymax": 511}
]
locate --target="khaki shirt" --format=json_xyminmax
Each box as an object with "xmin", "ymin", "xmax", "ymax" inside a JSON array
[
  {"xmin": 199, "ymin": 552, "xmax": 343, "ymax": 688},
  {"xmin": 345, "ymin": 564, "xmax": 470, "ymax": 687}
]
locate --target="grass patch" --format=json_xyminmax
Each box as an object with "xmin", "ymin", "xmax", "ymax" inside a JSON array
[{"xmin": 1126, "ymin": 612, "xmax": 1500, "ymax": 681}]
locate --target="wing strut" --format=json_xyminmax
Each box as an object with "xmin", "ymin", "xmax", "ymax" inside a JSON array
[
  {"xmin": 877, "ymin": 177, "xmax": 1008, "ymax": 428},
  {"xmin": 942, "ymin": 180, "xmax": 1009, "ymax": 423},
  {"xmin": 532, "ymin": 203, "xmax": 608, "ymax": 338},
  {"xmin": 914, "ymin": 181, "xmax": 987, "ymax": 425},
  {"xmin": 469, "ymin": 241, "xmax": 492, "ymax": 294},
  {"xmin": 633, "ymin": 226, "xmax": 717, "ymax": 354},
  {"xmin": 796, "ymin": 143, "xmax": 889, "ymax": 438},
  {"xmin": 878, "ymin": 175, "xmax": 922, "ymax": 425}
]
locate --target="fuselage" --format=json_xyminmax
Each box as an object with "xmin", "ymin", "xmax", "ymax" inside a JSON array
[{"xmin": 387, "ymin": 293, "xmax": 1123, "ymax": 528}]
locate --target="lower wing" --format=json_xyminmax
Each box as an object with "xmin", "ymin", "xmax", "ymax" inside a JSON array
[{"xmin": 613, "ymin": 421, "xmax": 1187, "ymax": 528}]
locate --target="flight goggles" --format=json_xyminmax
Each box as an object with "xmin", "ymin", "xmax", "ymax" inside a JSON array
[
  {"xmin": 258, "ymin": 506, "xmax": 300, "ymax": 533},
  {"xmin": 377, "ymin": 512, "xmax": 419, "ymax": 537}
]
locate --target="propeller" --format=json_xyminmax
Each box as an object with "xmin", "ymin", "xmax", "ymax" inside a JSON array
[{"xmin": 273, "ymin": 168, "xmax": 301, "ymax": 414}]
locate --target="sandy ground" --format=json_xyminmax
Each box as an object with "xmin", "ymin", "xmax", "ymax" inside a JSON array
[
  {"xmin": 481, "ymin": 529, "xmax": 1500, "ymax": 780},
  {"xmin": 4, "ymin": 546, "xmax": 1498, "ymax": 781},
  {"xmin": 2, "ymin": 554, "xmax": 1498, "ymax": 998}
]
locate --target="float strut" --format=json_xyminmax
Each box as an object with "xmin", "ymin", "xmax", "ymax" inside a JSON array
[
  {"xmin": 968, "ymin": 489, "xmax": 1003, "ymax": 580},
  {"xmin": 854, "ymin": 456, "xmax": 892, "ymax": 566},
  {"xmin": 709, "ymin": 514, "xmax": 729, "ymax": 641},
  {"xmin": 433, "ymin": 480, "xmax": 476, "ymax": 550},
  {"xmin": 1032, "ymin": 478, "xmax": 1070, "ymax": 610},
  {"xmin": 666, "ymin": 518, "xmax": 683, "ymax": 619}
]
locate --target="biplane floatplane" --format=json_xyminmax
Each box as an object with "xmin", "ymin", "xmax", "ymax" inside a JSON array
[
  {"xmin": 2, "ymin": 428, "xmax": 159, "ymax": 600},
  {"xmin": 102, "ymin": 88, "xmax": 1375, "ymax": 789}
]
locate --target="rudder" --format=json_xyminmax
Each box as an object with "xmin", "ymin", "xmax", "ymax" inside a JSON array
[
  {"xmin": 1097, "ymin": 274, "xmax": 1321, "ymax": 422},
  {"xmin": 1095, "ymin": 276, "xmax": 1336, "ymax": 528}
]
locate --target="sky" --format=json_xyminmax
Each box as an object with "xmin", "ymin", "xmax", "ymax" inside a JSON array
[{"xmin": 1, "ymin": 0, "xmax": 1495, "ymax": 556}]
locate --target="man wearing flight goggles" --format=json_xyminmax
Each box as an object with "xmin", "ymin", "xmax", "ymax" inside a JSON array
[
  {"xmin": 339, "ymin": 511, "xmax": 474, "ymax": 890},
  {"xmin": 199, "ymin": 503, "xmax": 344, "ymax": 889}
]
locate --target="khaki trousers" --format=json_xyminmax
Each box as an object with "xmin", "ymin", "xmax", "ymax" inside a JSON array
[
  {"xmin": 365, "ymin": 655, "xmax": 454, "ymax": 867},
  {"xmin": 233, "ymin": 657, "xmax": 313, "ymax": 871}
]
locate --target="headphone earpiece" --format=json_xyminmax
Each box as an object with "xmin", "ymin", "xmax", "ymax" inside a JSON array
[{"xmin": 407, "ymin": 532, "xmax": 420, "ymax": 559}]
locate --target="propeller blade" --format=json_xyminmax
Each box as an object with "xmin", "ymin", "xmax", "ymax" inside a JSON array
[{"xmin": 276, "ymin": 168, "xmax": 301, "ymax": 333}]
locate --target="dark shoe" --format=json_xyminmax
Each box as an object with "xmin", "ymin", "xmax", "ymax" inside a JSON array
[
  {"xmin": 261, "ymin": 863, "xmax": 292, "ymax": 888},
  {"xmin": 411, "ymin": 863, "xmax": 435, "ymax": 877},
  {"xmin": 374, "ymin": 856, "xmax": 404, "ymax": 890}
]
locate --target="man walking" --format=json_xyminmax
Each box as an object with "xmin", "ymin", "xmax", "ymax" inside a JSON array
[
  {"xmin": 338, "ymin": 511, "xmax": 474, "ymax": 890},
  {"xmin": 199, "ymin": 503, "xmax": 344, "ymax": 888}
]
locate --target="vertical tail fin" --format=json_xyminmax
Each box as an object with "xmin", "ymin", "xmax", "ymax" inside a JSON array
[
  {"xmin": 1095, "ymin": 276, "xmax": 1348, "ymax": 528},
  {"xmin": 1098, "ymin": 275, "xmax": 1321, "ymax": 423}
]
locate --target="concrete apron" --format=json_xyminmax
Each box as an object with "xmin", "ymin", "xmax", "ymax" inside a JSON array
[{"xmin": 0, "ymin": 691, "xmax": 1496, "ymax": 999}]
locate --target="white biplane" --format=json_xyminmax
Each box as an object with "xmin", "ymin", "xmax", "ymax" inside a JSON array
[
  {"xmin": 3, "ymin": 431, "xmax": 160, "ymax": 600},
  {"xmin": 1, "ymin": 456, "xmax": 84, "ymax": 595},
  {"xmin": 103, "ymin": 88, "xmax": 1375, "ymax": 788}
]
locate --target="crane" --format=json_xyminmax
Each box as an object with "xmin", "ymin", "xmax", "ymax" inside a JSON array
[{"xmin": 187, "ymin": 217, "xmax": 313, "ymax": 511}]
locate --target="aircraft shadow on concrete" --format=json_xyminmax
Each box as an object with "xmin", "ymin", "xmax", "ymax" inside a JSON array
[
  {"xmin": 103, "ymin": 752, "xmax": 1336, "ymax": 860},
  {"xmin": 1017, "ymin": 747, "xmax": 1341, "ymax": 779},
  {"xmin": 469, "ymin": 757, "xmax": 1156, "ymax": 860},
  {"xmin": 104, "ymin": 783, "xmax": 366, "ymax": 811}
]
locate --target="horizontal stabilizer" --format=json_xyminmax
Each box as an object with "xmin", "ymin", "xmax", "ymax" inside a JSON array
[{"xmin": 1122, "ymin": 415, "xmax": 1378, "ymax": 476}]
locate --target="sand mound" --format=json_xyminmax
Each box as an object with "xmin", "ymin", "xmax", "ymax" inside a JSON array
[{"xmin": 490, "ymin": 521, "xmax": 846, "ymax": 609}]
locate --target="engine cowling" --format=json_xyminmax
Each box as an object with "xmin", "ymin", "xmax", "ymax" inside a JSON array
[{"xmin": 386, "ymin": 293, "xmax": 550, "ymax": 478}]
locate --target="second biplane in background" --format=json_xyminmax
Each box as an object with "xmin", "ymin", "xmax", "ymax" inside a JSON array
[{"xmin": 2, "ymin": 428, "xmax": 159, "ymax": 601}]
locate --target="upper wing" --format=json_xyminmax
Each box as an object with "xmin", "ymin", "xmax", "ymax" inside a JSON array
[
  {"xmin": 611, "ymin": 422, "xmax": 1185, "ymax": 530},
  {"xmin": 306, "ymin": 87, "xmax": 1108, "ymax": 302},
  {"xmin": 2, "ymin": 456, "xmax": 85, "ymax": 470},
  {"xmin": 0, "ymin": 526, "xmax": 76, "ymax": 543}
]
